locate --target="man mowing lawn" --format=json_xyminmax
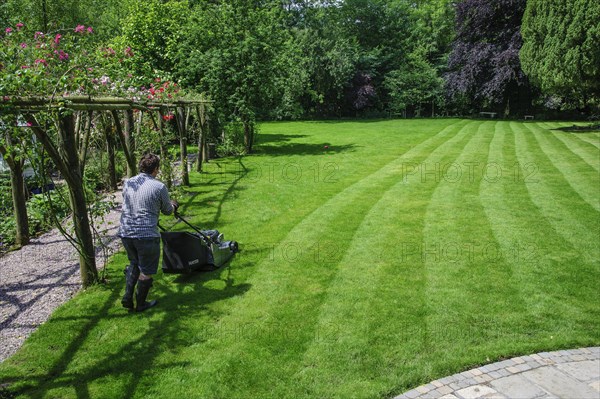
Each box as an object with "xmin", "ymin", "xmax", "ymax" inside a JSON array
[{"xmin": 118, "ymin": 153, "xmax": 179, "ymax": 312}]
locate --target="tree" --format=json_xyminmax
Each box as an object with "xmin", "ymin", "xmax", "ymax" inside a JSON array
[
  {"xmin": 0, "ymin": 120, "xmax": 30, "ymax": 247},
  {"xmin": 445, "ymin": 0, "xmax": 533, "ymax": 116},
  {"xmin": 119, "ymin": 0, "xmax": 189, "ymax": 76},
  {"xmin": 384, "ymin": 47, "xmax": 444, "ymax": 117},
  {"xmin": 177, "ymin": 0, "xmax": 289, "ymax": 152},
  {"xmin": 520, "ymin": 0, "xmax": 600, "ymax": 110},
  {"xmin": 0, "ymin": 0, "xmax": 126, "ymax": 41}
]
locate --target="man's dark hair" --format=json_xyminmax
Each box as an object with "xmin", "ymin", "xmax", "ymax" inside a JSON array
[{"xmin": 139, "ymin": 153, "xmax": 160, "ymax": 174}]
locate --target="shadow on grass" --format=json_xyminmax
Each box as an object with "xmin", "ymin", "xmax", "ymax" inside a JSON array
[
  {"xmin": 255, "ymin": 134, "xmax": 356, "ymax": 157},
  {"xmin": 1, "ymin": 264, "xmax": 250, "ymax": 398},
  {"xmin": 553, "ymin": 124, "xmax": 600, "ymax": 133},
  {"xmin": 175, "ymin": 157, "xmax": 250, "ymax": 230}
]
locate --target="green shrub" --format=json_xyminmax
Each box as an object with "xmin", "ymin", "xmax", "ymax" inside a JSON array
[{"xmin": 216, "ymin": 122, "xmax": 246, "ymax": 157}]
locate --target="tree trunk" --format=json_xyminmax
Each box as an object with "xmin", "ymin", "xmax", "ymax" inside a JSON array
[
  {"xmin": 158, "ymin": 110, "xmax": 171, "ymax": 189},
  {"xmin": 10, "ymin": 162, "xmax": 29, "ymax": 247},
  {"xmin": 112, "ymin": 110, "xmax": 137, "ymax": 177},
  {"xmin": 26, "ymin": 112, "xmax": 98, "ymax": 287},
  {"xmin": 177, "ymin": 107, "xmax": 189, "ymax": 186},
  {"xmin": 68, "ymin": 180, "xmax": 98, "ymax": 287},
  {"xmin": 58, "ymin": 113, "xmax": 98, "ymax": 287},
  {"xmin": 243, "ymin": 119, "xmax": 253, "ymax": 154},
  {"xmin": 123, "ymin": 110, "xmax": 136, "ymax": 177},
  {"xmin": 105, "ymin": 124, "xmax": 118, "ymax": 191},
  {"xmin": 196, "ymin": 105, "xmax": 207, "ymax": 172},
  {"xmin": 0, "ymin": 141, "xmax": 29, "ymax": 247}
]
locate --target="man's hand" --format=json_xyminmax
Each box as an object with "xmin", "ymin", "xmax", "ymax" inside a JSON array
[{"xmin": 171, "ymin": 200, "xmax": 179, "ymax": 213}]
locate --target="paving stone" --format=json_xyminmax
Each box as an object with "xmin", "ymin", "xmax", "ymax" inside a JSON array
[
  {"xmin": 439, "ymin": 376, "xmax": 457, "ymax": 385},
  {"xmin": 462, "ymin": 378, "xmax": 477, "ymax": 387},
  {"xmin": 460, "ymin": 371, "xmax": 474, "ymax": 379},
  {"xmin": 485, "ymin": 362, "xmax": 501, "ymax": 372},
  {"xmin": 490, "ymin": 374, "xmax": 548, "ymax": 398},
  {"xmin": 437, "ymin": 385, "xmax": 453, "ymax": 395},
  {"xmin": 515, "ymin": 363, "xmax": 532, "ymax": 372},
  {"xmin": 497, "ymin": 360, "xmax": 515, "ymax": 368},
  {"xmin": 488, "ymin": 371, "xmax": 502, "ymax": 379},
  {"xmin": 481, "ymin": 365, "xmax": 497, "ymax": 373},
  {"xmin": 521, "ymin": 366, "xmax": 600, "ymax": 399},
  {"xmin": 526, "ymin": 361, "xmax": 542, "ymax": 370},
  {"xmin": 398, "ymin": 349, "xmax": 599, "ymax": 399},
  {"xmin": 473, "ymin": 376, "xmax": 487, "ymax": 384},
  {"xmin": 557, "ymin": 355, "xmax": 573, "ymax": 363},
  {"xmin": 416, "ymin": 385, "xmax": 432, "ymax": 394},
  {"xmin": 455, "ymin": 385, "xmax": 500, "ymax": 399},
  {"xmin": 449, "ymin": 383, "xmax": 461, "ymax": 391},
  {"xmin": 426, "ymin": 390, "xmax": 442, "ymax": 399},
  {"xmin": 556, "ymin": 360, "xmax": 600, "ymax": 382},
  {"xmin": 496, "ymin": 369, "xmax": 511, "ymax": 377}
]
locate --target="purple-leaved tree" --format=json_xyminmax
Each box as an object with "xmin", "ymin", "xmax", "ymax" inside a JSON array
[{"xmin": 444, "ymin": 0, "xmax": 533, "ymax": 116}]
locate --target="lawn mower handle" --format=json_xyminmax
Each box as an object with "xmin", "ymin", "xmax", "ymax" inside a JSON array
[{"xmin": 172, "ymin": 211, "xmax": 214, "ymax": 243}]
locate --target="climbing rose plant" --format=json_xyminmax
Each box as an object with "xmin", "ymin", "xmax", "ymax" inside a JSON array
[{"xmin": 0, "ymin": 22, "xmax": 185, "ymax": 101}]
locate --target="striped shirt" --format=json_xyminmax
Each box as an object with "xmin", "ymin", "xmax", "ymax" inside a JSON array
[{"xmin": 118, "ymin": 173, "xmax": 174, "ymax": 238}]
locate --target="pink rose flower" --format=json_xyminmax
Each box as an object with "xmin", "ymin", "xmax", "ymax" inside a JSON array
[{"xmin": 74, "ymin": 25, "xmax": 85, "ymax": 33}]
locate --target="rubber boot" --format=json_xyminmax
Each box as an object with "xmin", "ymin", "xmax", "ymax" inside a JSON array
[
  {"xmin": 121, "ymin": 265, "xmax": 140, "ymax": 310},
  {"xmin": 135, "ymin": 278, "xmax": 157, "ymax": 312}
]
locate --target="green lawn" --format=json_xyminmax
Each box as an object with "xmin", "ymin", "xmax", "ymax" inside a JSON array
[{"xmin": 1, "ymin": 119, "xmax": 599, "ymax": 398}]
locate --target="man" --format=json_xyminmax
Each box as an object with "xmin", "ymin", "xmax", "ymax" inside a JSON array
[{"xmin": 118, "ymin": 153, "xmax": 178, "ymax": 312}]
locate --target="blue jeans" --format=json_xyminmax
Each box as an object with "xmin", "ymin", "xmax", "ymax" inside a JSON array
[{"xmin": 121, "ymin": 237, "xmax": 161, "ymax": 276}]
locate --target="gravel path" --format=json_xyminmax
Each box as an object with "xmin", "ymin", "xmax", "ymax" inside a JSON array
[{"xmin": 0, "ymin": 192, "xmax": 123, "ymax": 363}]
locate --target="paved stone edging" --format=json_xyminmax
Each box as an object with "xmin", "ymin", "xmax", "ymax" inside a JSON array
[{"xmin": 395, "ymin": 347, "xmax": 600, "ymax": 399}]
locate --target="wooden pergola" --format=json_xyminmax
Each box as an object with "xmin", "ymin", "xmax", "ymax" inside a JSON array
[{"xmin": 1, "ymin": 95, "xmax": 212, "ymax": 287}]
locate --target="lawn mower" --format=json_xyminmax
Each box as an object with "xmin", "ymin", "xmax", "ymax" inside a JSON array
[{"xmin": 159, "ymin": 212, "xmax": 239, "ymax": 274}]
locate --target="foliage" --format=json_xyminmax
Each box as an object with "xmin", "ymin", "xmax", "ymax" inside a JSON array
[
  {"xmin": 84, "ymin": 148, "xmax": 126, "ymax": 190},
  {"xmin": 384, "ymin": 47, "xmax": 444, "ymax": 116},
  {"xmin": 289, "ymin": 23, "xmax": 359, "ymax": 117},
  {"xmin": 215, "ymin": 122, "xmax": 247, "ymax": 157},
  {"xmin": 520, "ymin": 0, "xmax": 600, "ymax": 110},
  {"xmin": 444, "ymin": 0, "xmax": 533, "ymax": 116},
  {"xmin": 0, "ymin": 173, "xmax": 12, "ymax": 215},
  {"xmin": 0, "ymin": 185, "xmax": 70, "ymax": 250},
  {"xmin": 176, "ymin": 0, "xmax": 288, "ymax": 126},
  {"xmin": 118, "ymin": 0, "xmax": 189, "ymax": 77}
]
